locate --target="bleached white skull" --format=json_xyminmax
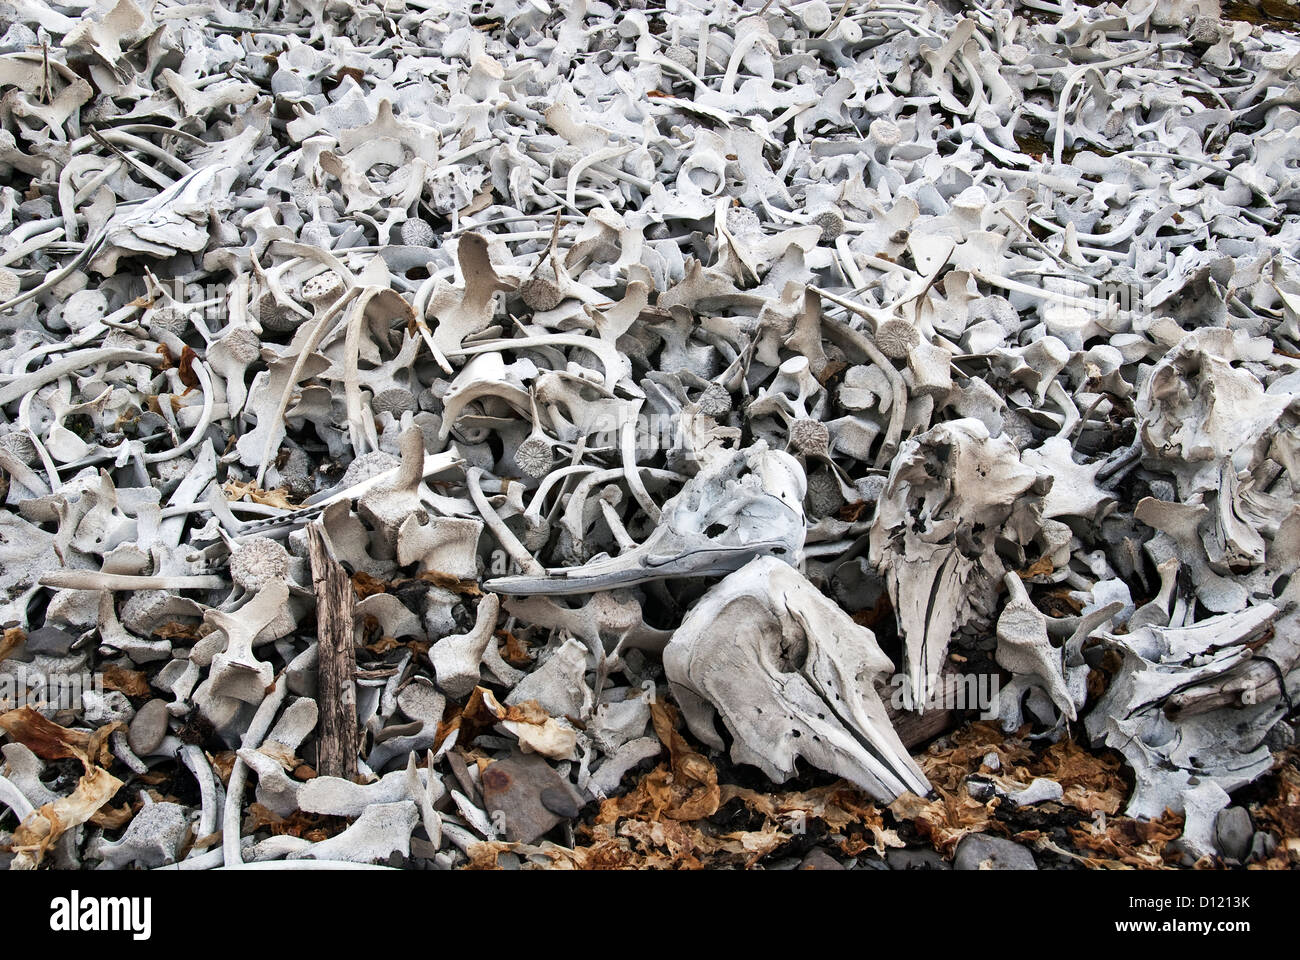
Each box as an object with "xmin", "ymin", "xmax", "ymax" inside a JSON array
[{"xmin": 663, "ymin": 556, "xmax": 930, "ymax": 803}]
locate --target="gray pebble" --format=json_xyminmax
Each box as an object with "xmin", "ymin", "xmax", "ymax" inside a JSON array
[
  {"xmin": 24, "ymin": 626, "xmax": 75, "ymax": 657},
  {"xmin": 1215, "ymin": 806, "xmax": 1253, "ymax": 861},
  {"xmin": 1249, "ymin": 830, "xmax": 1277, "ymax": 863},
  {"xmin": 127, "ymin": 699, "xmax": 169, "ymax": 756},
  {"xmin": 953, "ymin": 834, "xmax": 1037, "ymax": 870},
  {"xmin": 539, "ymin": 785, "xmax": 581, "ymax": 818},
  {"xmin": 1265, "ymin": 719, "xmax": 1296, "ymax": 751},
  {"xmin": 887, "ymin": 847, "xmax": 951, "ymax": 870},
  {"xmin": 800, "ymin": 848, "xmax": 845, "ymax": 870}
]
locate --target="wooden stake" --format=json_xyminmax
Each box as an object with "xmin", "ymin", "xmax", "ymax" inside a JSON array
[{"xmin": 306, "ymin": 523, "xmax": 357, "ymax": 781}]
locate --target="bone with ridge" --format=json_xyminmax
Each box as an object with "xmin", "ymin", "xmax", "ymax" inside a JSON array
[{"xmin": 664, "ymin": 556, "xmax": 930, "ymax": 804}]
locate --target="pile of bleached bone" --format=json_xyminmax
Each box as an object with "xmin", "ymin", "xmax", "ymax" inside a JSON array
[{"xmin": 1, "ymin": 0, "xmax": 1300, "ymax": 869}]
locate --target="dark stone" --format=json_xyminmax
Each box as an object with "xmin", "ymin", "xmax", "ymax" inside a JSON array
[
  {"xmin": 799, "ymin": 848, "xmax": 844, "ymax": 870},
  {"xmin": 887, "ymin": 847, "xmax": 951, "ymax": 870},
  {"xmin": 445, "ymin": 749, "xmax": 480, "ymax": 802},
  {"xmin": 127, "ymin": 699, "xmax": 169, "ymax": 756},
  {"xmin": 953, "ymin": 834, "xmax": 1037, "ymax": 870},
  {"xmin": 481, "ymin": 752, "xmax": 585, "ymax": 844},
  {"xmin": 1215, "ymin": 806, "xmax": 1253, "ymax": 861},
  {"xmin": 24, "ymin": 626, "xmax": 75, "ymax": 657},
  {"xmin": 539, "ymin": 785, "xmax": 581, "ymax": 818},
  {"xmin": 374, "ymin": 720, "xmax": 423, "ymax": 743},
  {"xmin": 1249, "ymin": 830, "xmax": 1277, "ymax": 863}
]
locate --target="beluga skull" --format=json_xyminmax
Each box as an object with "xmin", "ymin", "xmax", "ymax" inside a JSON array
[{"xmin": 663, "ymin": 556, "xmax": 930, "ymax": 803}]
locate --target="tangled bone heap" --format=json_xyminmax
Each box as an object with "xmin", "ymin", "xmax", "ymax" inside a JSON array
[{"xmin": 2, "ymin": 0, "xmax": 1300, "ymax": 869}]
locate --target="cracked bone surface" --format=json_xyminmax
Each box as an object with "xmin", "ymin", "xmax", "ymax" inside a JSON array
[
  {"xmin": 4, "ymin": 0, "xmax": 1300, "ymax": 872},
  {"xmin": 869, "ymin": 418, "xmax": 1047, "ymax": 705},
  {"xmin": 664, "ymin": 557, "xmax": 930, "ymax": 803},
  {"xmin": 1085, "ymin": 600, "xmax": 1299, "ymax": 819}
]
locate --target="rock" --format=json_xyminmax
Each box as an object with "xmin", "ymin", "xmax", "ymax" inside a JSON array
[
  {"xmin": 24, "ymin": 625, "xmax": 75, "ymax": 657},
  {"xmin": 444, "ymin": 749, "xmax": 480, "ymax": 800},
  {"xmin": 1249, "ymin": 830, "xmax": 1278, "ymax": 863},
  {"xmin": 480, "ymin": 751, "xmax": 584, "ymax": 844},
  {"xmin": 126, "ymin": 698, "xmax": 169, "ymax": 755},
  {"xmin": 853, "ymin": 852, "xmax": 890, "ymax": 870},
  {"xmin": 1214, "ymin": 806, "xmax": 1253, "ymax": 861},
  {"xmin": 800, "ymin": 848, "xmax": 845, "ymax": 870},
  {"xmin": 953, "ymin": 834, "xmax": 1037, "ymax": 870},
  {"xmin": 887, "ymin": 847, "xmax": 950, "ymax": 870},
  {"xmin": 1265, "ymin": 719, "xmax": 1296, "ymax": 751},
  {"xmin": 410, "ymin": 836, "xmax": 440, "ymax": 860},
  {"xmin": 539, "ymin": 784, "xmax": 581, "ymax": 818}
]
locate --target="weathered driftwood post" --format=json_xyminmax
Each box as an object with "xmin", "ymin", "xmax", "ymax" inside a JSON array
[{"xmin": 307, "ymin": 523, "xmax": 358, "ymax": 781}]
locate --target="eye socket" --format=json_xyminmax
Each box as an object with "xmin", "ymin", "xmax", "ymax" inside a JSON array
[{"xmin": 777, "ymin": 628, "xmax": 808, "ymax": 673}]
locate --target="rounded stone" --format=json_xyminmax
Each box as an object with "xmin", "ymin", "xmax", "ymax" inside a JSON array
[
  {"xmin": 799, "ymin": 848, "xmax": 844, "ymax": 870},
  {"xmin": 24, "ymin": 625, "xmax": 75, "ymax": 657},
  {"xmin": 953, "ymin": 834, "xmax": 1037, "ymax": 870},
  {"xmin": 887, "ymin": 847, "xmax": 950, "ymax": 870},
  {"xmin": 127, "ymin": 699, "xmax": 170, "ymax": 756},
  {"xmin": 539, "ymin": 785, "xmax": 581, "ymax": 818},
  {"xmin": 1214, "ymin": 806, "xmax": 1253, "ymax": 861}
]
